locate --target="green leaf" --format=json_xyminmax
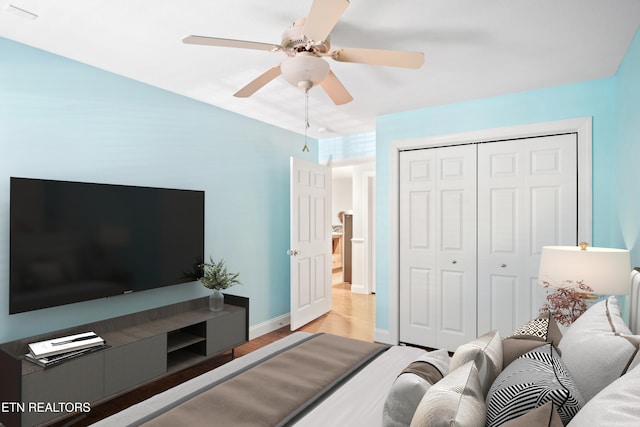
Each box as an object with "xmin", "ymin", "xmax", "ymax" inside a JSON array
[{"xmin": 196, "ymin": 256, "xmax": 242, "ymax": 290}]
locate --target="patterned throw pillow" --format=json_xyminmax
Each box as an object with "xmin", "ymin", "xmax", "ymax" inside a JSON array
[
  {"xmin": 508, "ymin": 312, "xmax": 558, "ymax": 340},
  {"xmin": 502, "ymin": 312, "xmax": 562, "ymax": 369},
  {"xmin": 486, "ymin": 344, "xmax": 584, "ymax": 427}
]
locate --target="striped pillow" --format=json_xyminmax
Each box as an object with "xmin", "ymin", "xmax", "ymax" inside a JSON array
[{"xmin": 486, "ymin": 344, "xmax": 584, "ymax": 427}]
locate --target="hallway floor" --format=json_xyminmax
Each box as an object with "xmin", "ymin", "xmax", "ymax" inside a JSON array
[{"xmin": 298, "ymin": 275, "xmax": 376, "ymax": 342}]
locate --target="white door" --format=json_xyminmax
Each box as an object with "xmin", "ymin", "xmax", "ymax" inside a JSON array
[
  {"xmin": 290, "ymin": 157, "xmax": 332, "ymax": 330},
  {"xmin": 399, "ymin": 144, "xmax": 477, "ymax": 351},
  {"xmin": 477, "ymin": 134, "xmax": 578, "ymax": 336}
]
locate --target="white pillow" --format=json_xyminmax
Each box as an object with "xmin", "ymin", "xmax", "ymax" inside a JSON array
[
  {"xmin": 558, "ymin": 296, "xmax": 640, "ymax": 402},
  {"xmin": 450, "ymin": 330, "xmax": 502, "ymax": 397},
  {"xmin": 382, "ymin": 349, "xmax": 450, "ymax": 427},
  {"xmin": 410, "ymin": 361, "xmax": 485, "ymax": 427},
  {"xmin": 567, "ymin": 363, "xmax": 640, "ymax": 426}
]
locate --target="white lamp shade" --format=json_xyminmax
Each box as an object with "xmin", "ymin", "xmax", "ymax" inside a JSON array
[
  {"xmin": 280, "ymin": 53, "xmax": 330, "ymax": 87},
  {"xmin": 538, "ymin": 245, "xmax": 631, "ymax": 295}
]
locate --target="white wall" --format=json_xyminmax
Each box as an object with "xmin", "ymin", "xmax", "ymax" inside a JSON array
[
  {"xmin": 349, "ymin": 163, "xmax": 375, "ymax": 294},
  {"xmin": 331, "ymin": 166, "xmax": 353, "ymax": 226}
]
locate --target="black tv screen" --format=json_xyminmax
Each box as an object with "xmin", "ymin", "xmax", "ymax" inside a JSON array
[{"xmin": 9, "ymin": 177, "xmax": 204, "ymax": 314}]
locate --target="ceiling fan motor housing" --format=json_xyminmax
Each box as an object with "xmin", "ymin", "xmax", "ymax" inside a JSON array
[{"xmin": 281, "ymin": 18, "xmax": 331, "ymax": 55}]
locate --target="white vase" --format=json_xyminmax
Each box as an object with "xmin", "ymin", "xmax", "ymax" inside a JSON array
[{"xmin": 209, "ymin": 289, "xmax": 224, "ymax": 312}]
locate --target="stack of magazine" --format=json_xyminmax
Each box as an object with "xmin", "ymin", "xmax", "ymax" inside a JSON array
[{"xmin": 25, "ymin": 332, "xmax": 107, "ymax": 368}]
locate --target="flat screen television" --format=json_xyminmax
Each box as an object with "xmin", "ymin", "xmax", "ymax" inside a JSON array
[{"xmin": 9, "ymin": 177, "xmax": 205, "ymax": 314}]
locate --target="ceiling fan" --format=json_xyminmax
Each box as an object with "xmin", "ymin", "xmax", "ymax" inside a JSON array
[{"xmin": 182, "ymin": 0, "xmax": 424, "ymax": 105}]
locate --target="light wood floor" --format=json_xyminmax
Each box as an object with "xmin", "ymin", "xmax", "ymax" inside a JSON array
[
  {"xmin": 56, "ymin": 278, "xmax": 375, "ymax": 426},
  {"xmin": 298, "ymin": 282, "xmax": 376, "ymax": 342}
]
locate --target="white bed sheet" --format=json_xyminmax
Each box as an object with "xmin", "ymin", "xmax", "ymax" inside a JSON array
[{"xmin": 292, "ymin": 344, "xmax": 426, "ymax": 427}]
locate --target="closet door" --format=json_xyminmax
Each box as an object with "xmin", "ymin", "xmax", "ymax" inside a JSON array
[
  {"xmin": 399, "ymin": 145, "xmax": 477, "ymax": 351},
  {"xmin": 477, "ymin": 134, "xmax": 578, "ymax": 337}
]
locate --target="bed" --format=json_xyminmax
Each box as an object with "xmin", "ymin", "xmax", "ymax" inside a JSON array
[{"xmin": 93, "ymin": 270, "xmax": 640, "ymax": 426}]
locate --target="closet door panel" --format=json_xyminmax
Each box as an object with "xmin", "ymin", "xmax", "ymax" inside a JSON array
[
  {"xmin": 530, "ymin": 187, "xmax": 563, "ymax": 252},
  {"xmin": 490, "ymin": 188, "xmax": 518, "ymax": 254},
  {"xmin": 440, "ymin": 190, "xmax": 465, "ymax": 250},
  {"xmin": 439, "ymin": 269, "xmax": 468, "ymax": 350},
  {"xmin": 400, "ymin": 145, "xmax": 476, "ymax": 350},
  {"xmin": 435, "ymin": 145, "xmax": 477, "ymax": 351},
  {"xmin": 526, "ymin": 137, "xmax": 578, "ymax": 317},
  {"xmin": 410, "ymin": 191, "xmax": 432, "ymax": 249},
  {"xmin": 408, "ymin": 267, "xmax": 435, "ymax": 328},
  {"xmin": 477, "ymin": 134, "xmax": 578, "ymax": 336},
  {"xmin": 487, "ymin": 273, "xmax": 518, "ymax": 335},
  {"xmin": 399, "ymin": 150, "xmax": 437, "ymax": 346}
]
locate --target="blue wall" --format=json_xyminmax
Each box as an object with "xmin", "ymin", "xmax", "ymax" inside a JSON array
[
  {"xmin": 318, "ymin": 131, "xmax": 375, "ymax": 163},
  {"xmin": 0, "ymin": 37, "xmax": 318, "ymax": 342},
  {"xmin": 374, "ymin": 29, "xmax": 640, "ymax": 331},
  {"xmin": 615, "ymin": 28, "xmax": 640, "ymax": 261}
]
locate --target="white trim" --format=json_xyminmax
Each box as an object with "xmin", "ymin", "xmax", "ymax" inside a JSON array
[
  {"xmin": 350, "ymin": 284, "xmax": 368, "ymax": 294},
  {"xmin": 365, "ymin": 172, "xmax": 376, "ymax": 295},
  {"xmin": 388, "ymin": 117, "xmax": 593, "ymax": 345},
  {"xmin": 325, "ymin": 155, "xmax": 376, "ymax": 167},
  {"xmin": 374, "ymin": 328, "xmax": 393, "ymax": 344},
  {"xmin": 349, "ymin": 239, "xmax": 367, "ymax": 294},
  {"xmin": 248, "ymin": 313, "xmax": 290, "ymax": 340}
]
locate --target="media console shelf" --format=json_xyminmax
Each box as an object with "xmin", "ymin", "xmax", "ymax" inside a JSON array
[{"xmin": 0, "ymin": 295, "xmax": 249, "ymax": 427}]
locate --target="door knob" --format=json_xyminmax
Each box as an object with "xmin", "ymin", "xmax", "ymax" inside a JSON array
[{"xmin": 287, "ymin": 249, "xmax": 300, "ymax": 256}]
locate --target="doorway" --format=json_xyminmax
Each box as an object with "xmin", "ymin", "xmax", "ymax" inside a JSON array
[{"xmin": 328, "ymin": 162, "xmax": 376, "ymax": 339}]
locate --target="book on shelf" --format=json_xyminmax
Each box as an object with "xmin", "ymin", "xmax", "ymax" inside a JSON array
[
  {"xmin": 25, "ymin": 344, "xmax": 108, "ymax": 368},
  {"xmin": 27, "ymin": 331, "xmax": 105, "ymax": 359}
]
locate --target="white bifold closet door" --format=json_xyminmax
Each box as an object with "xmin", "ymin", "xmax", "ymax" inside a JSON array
[
  {"xmin": 399, "ymin": 144, "xmax": 477, "ymax": 351},
  {"xmin": 476, "ymin": 134, "xmax": 577, "ymax": 337},
  {"xmin": 399, "ymin": 134, "xmax": 577, "ymax": 351}
]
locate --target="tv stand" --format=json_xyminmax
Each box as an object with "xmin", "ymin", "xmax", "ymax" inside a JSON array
[{"xmin": 0, "ymin": 295, "xmax": 248, "ymax": 427}]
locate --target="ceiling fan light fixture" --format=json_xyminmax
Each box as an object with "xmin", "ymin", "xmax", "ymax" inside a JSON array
[{"xmin": 281, "ymin": 53, "xmax": 330, "ymax": 88}]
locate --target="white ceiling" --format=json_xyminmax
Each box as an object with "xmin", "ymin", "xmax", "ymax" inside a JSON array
[{"xmin": 2, "ymin": 1, "xmax": 639, "ymax": 139}]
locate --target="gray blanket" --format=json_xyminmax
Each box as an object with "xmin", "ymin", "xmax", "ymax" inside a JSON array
[{"xmin": 142, "ymin": 333, "xmax": 389, "ymax": 427}]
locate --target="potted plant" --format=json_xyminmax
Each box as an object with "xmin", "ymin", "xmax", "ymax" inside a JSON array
[{"xmin": 197, "ymin": 256, "xmax": 241, "ymax": 311}]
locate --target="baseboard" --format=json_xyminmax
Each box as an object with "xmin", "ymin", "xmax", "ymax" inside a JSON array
[
  {"xmin": 249, "ymin": 313, "xmax": 290, "ymax": 340},
  {"xmin": 349, "ymin": 283, "xmax": 368, "ymax": 295},
  {"xmin": 374, "ymin": 328, "xmax": 394, "ymax": 345}
]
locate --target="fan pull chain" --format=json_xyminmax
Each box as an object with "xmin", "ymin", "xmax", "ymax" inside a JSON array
[{"xmin": 302, "ymin": 88, "xmax": 310, "ymax": 152}]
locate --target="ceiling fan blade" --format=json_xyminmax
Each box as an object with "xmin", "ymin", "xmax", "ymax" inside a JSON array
[
  {"xmin": 303, "ymin": 0, "xmax": 349, "ymax": 43},
  {"xmin": 233, "ymin": 65, "xmax": 282, "ymax": 98},
  {"xmin": 331, "ymin": 47, "xmax": 424, "ymax": 69},
  {"xmin": 183, "ymin": 35, "xmax": 282, "ymax": 52},
  {"xmin": 320, "ymin": 70, "xmax": 353, "ymax": 105}
]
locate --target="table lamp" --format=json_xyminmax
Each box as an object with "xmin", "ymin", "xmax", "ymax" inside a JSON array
[{"xmin": 538, "ymin": 242, "xmax": 631, "ymax": 325}]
